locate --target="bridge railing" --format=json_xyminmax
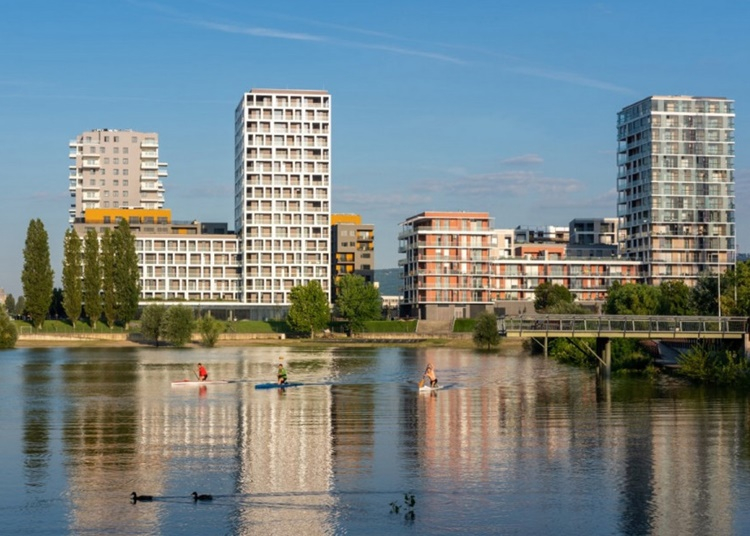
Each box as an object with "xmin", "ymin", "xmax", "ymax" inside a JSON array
[{"xmin": 498, "ymin": 314, "xmax": 748, "ymax": 336}]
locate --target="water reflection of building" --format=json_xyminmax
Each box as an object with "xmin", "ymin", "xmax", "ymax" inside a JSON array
[{"xmin": 55, "ymin": 353, "xmax": 341, "ymax": 534}]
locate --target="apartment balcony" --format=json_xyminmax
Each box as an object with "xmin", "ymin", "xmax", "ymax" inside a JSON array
[
  {"xmin": 141, "ymin": 139, "xmax": 158, "ymax": 148},
  {"xmin": 141, "ymin": 181, "xmax": 160, "ymax": 192},
  {"xmin": 158, "ymin": 167, "xmax": 168, "ymax": 177},
  {"xmin": 141, "ymin": 150, "xmax": 159, "ymax": 159},
  {"xmin": 69, "ymin": 172, "xmax": 82, "ymax": 180},
  {"xmin": 141, "ymin": 162, "xmax": 158, "ymax": 170},
  {"xmin": 81, "ymin": 159, "xmax": 100, "ymax": 169}
]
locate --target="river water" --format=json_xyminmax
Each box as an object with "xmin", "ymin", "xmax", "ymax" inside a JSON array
[{"xmin": 3, "ymin": 345, "xmax": 750, "ymax": 535}]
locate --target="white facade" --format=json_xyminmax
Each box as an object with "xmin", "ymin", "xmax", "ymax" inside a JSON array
[
  {"xmin": 617, "ymin": 96, "xmax": 735, "ymax": 285},
  {"xmin": 137, "ymin": 235, "xmax": 241, "ymax": 301},
  {"xmin": 234, "ymin": 89, "xmax": 331, "ymax": 316},
  {"xmin": 68, "ymin": 129, "xmax": 167, "ymax": 223}
]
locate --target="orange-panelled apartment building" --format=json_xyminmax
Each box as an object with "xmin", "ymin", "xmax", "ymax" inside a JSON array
[
  {"xmin": 399, "ymin": 212, "xmax": 644, "ymax": 320},
  {"xmin": 399, "ymin": 212, "xmax": 493, "ymax": 320}
]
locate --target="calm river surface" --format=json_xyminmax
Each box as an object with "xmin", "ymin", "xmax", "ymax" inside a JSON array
[{"xmin": 3, "ymin": 345, "xmax": 750, "ymax": 535}]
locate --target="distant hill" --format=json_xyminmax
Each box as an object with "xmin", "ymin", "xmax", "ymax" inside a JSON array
[{"xmin": 375, "ymin": 268, "xmax": 401, "ymax": 296}]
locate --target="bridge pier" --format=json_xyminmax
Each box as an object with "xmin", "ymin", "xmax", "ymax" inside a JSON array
[{"xmin": 596, "ymin": 338, "xmax": 612, "ymax": 378}]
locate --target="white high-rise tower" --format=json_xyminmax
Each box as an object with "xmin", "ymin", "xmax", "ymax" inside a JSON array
[{"xmin": 234, "ymin": 89, "xmax": 331, "ymax": 316}]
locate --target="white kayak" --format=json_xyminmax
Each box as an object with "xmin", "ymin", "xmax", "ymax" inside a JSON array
[
  {"xmin": 419, "ymin": 384, "xmax": 443, "ymax": 392},
  {"xmin": 171, "ymin": 379, "xmax": 236, "ymax": 386}
]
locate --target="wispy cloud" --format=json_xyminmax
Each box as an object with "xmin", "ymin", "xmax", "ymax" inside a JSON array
[
  {"xmin": 538, "ymin": 187, "xmax": 617, "ymax": 210},
  {"xmin": 414, "ymin": 171, "xmax": 584, "ymax": 198},
  {"xmin": 187, "ymin": 20, "xmax": 325, "ymax": 42},
  {"xmin": 510, "ymin": 66, "xmax": 633, "ymax": 94},
  {"xmin": 501, "ymin": 154, "xmax": 544, "ymax": 166},
  {"xmin": 136, "ymin": 2, "xmax": 630, "ymax": 86}
]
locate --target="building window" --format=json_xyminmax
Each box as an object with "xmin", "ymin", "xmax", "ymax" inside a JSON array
[
  {"xmin": 113, "ymin": 169, "xmax": 119, "ymax": 175},
  {"xmin": 123, "ymin": 158, "xmax": 128, "ymax": 164},
  {"xmin": 131, "ymin": 136, "xmax": 137, "ymax": 143},
  {"xmin": 113, "ymin": 147, "xmax": 119, "ymax": 154},
  {"xmin": 113, "ymin": 158, "xmax": 119, "ymax": 164},
  {"xmin": 123, "ymin": 179, "xmax": 128, "ymax": 186},
  {"xmin": 113, "ymin": 136, "xmax": 119, "ymax": 142},
  {"xmin": 103, "ymin": 158, "xmax": 110, "ymax": 164},
  {"xmin": 123, "ymin": 147, "xmax": 128, "ymax": 154},
  {"xmin": 123, "ymin": 191, "xmax": 128, "ymax": 197},
  {"xmin": 100, "ymin": 179, "xmax": 105, "ymax": 186},
  {"xmin": 123, "ymin": 169, "xmax": 128, "ymax": 175},
  {"xmin": 113, "ymin": 179, "xmax": 119, "ymax": 186}
]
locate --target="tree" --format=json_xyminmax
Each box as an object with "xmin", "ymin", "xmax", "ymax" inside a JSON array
[
  {"xmin": 656, "ymin": 281, "xmax": 693, "ymax": 315},
  {"xmin": 162, "ymin": 305, "xmax": 195, "ymax": 347},
  {"xmin": 287, "ymin": 281, "xmax": 330, "ymax": 338},
  {"xmin": 334, "ymin": 274, "xmax": 382, "ymax": 333},
  {"xmin": 83, "ymin": 229, "xmax": 102, "ymax": 329},
  {"xmin": 15, "ymin": 296, "xmax": 25, "ymax": 318},
  {"xmin": 100, "ymin": 229, "xmax": 117, "ymax": 328},
  {"xmin": 0, "ymin": 304, "xmax": 18, "ymax": 348},
  {"xmin": 140, "ymin": 303, "xmax": 167, "ymax": 346},
  {"xmin": 21, "ymin": 219, "xmax": 54, "ymax": 328},
  {"xmin": 4, "ymin": 294, "xmax": 15, "ymax": 318},
  {"xmin": 690, "ymin": 273, "xmax": 720, "ymax": 316},
  {"xmin": 62, "ymin": 228, "xmax": 83, "ymax": 327},
  {"xmin": 198, "ymin": 312, "xmax": 223, "ymax": 347},
  {"xmin": 604, "ymin": 282, "xmax": 659, "ymax": 315},
  {"xmin": 534, "ymin": 282, "xmax": 574, "ymax": 312},
  {"xmin": 113, "ymin": 219, "xmax": 140, "ymax": 327},
  {"xmin": 49, "ymin": 288, "xmax": 64, "ymax": 319},
  {"xmin": 473, "ymin": 311, "xmax": 501, "ymax": 350}
]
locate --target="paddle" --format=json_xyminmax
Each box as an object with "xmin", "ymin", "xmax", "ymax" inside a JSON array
[{"xmin": 418, "ymin": 366, "xmax": 428, "ymax": 389}]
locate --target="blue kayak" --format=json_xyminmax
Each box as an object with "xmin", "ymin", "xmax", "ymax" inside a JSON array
[{"xmin": 254, "ymin": 382, "xmax": 303, "ymax": 390}]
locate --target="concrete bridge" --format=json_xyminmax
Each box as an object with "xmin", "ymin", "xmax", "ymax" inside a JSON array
[{"xmin": 497, "ymin": 314, "xmax": 749, "ymax": 377}]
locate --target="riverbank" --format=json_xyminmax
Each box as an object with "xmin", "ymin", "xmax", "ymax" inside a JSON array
[{"xmin": 15, "ymin": 332, "xmax": 522, "ymax": 350}]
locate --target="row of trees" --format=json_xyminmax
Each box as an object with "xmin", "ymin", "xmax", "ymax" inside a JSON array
[
  {"xmin": 286, "ymin": 274, "xmax": 382, "ymax": 337},
  {"xmin": 20, "ymin": 218, "xmax": 140, "ymax": 330},
  {"xmin": 533, "ymin": 262, "xmax": 750, "ymax": 317}
]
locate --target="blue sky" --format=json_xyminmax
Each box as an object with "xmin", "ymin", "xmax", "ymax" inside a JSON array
[{"xmin": 1, "ymin": 0, "xmax": 748, "ymax": 297}]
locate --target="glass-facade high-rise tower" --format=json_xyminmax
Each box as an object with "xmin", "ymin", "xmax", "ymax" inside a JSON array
[{"xmin": 617, "ymin": 96, "xmax": 735, "ymax": 285}]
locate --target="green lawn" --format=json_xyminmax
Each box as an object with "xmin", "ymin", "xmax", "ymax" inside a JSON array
[
  {"xmin": 453, "ymin": 319, "xmax": 476, "ymax": 333},
  {"xmin": 363, "ymin": 320, "xmax": 417, "ymax": 333},
  {"xmin": 14, "ymin": 319, "xmax": 128, "ymax": 333}
]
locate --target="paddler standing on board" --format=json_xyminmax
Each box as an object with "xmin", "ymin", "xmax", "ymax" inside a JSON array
[
  {"xmin": 423, "ymin": 363, "xmax": 438, "ymax": 388},
  {"xmin": 196, "ymin": 363, "xmax": 208, "ymax": 381}
]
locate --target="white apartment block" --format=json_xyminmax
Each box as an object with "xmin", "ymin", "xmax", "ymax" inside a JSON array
[
  {"xmin": 68, "ymin": 129, "xmax": 167, "ymax": 223},
  {"xmin": 234, "ymin": 89, "xmax": 331, "ymax": 317},
  {"xmin": 617, "ymin": 96, "xmax": 735, "ymax": 285}
]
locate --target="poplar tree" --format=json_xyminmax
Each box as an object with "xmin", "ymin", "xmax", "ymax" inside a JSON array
[
  {"xmin": 83, "ymin": 229, "xmax": 102, "ymax": 328},
  {"xmin": 62, "ymin": 228, "xmax": 83, "ymax": 327},
  {"xmin": 113, "ymin": 219, "xmax": 140, "ymax": 327},
  {"xmin": 100, "ymin": 229, "xmax": 117, "ymax": 328},
  {"xmin": 4, "ymin": 294, "xmax": 15, "ymax": 318},
  {"xmin": 21, "ymin": 219, "xmax": 54, "ymax": 329}
]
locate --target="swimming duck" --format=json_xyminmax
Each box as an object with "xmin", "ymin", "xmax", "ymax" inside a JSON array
[
  {"xmin": 130, "ymin": 492, "xmax": 153, "ymax": 502},
  {"xmin": 192, "ymin": 492, "xmax": 213, "ymax": 501}
]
